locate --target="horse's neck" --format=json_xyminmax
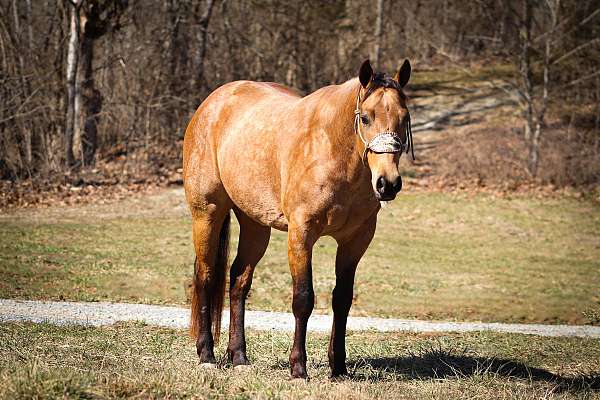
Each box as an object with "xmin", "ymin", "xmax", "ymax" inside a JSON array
[
  {"xmin": 323, "ymin": 79, "xmax": 364, "ymax": 164},
  {"xmin": 292, "ymin": 79, "xmax": 370, "ymax": 187}
]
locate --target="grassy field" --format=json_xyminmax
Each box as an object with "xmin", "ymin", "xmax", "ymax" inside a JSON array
[
  {"xmin": 2, "ymin": 66, "xmax": 598, "ymax": 399},
  {"xmin": 1, "ymin": 322, "xmax": 598, "ymax": 399},
  {"xmin": 1, "ymin": 188, "xmax": 599, "ymax": 325}
]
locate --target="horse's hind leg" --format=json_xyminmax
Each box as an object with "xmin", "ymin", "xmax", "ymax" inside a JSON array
[
  {"xmin": 227, "ymin": 209, "xmax": 270, "ymax": 367},
  {"xmin": 189, "ymin": 203, "xmax": 231, "ymax": 365}
]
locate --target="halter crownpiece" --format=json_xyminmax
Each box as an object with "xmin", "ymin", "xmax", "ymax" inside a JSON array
[{"xmin": 354, "ymin": 89, "xmax": 415, "ymax": 162}]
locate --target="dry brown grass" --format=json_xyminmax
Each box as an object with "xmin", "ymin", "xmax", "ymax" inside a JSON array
[
  {"xmin": 1, "ymin": 187, "xmax": 599, "ymax": 325},
  {"xmin": 427, "ymin": 119, "xmax": 600, "ymax": 192},
  {"xmin": 1, "ymin": 322, "xmax": 599, "ymax": 399}
]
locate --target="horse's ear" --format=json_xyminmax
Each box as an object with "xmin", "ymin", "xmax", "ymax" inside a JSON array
[
  {"xmin": 359, "ymin": 59, "xmax": 373, "ymax": 88},
  {"xmin": 393, "ymin": 59, "xmax": 411, "ymax": 87}
]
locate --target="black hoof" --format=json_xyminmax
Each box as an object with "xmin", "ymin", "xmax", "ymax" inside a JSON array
[
  {"xmin": 290, "ymin": 365, "xmax": 309, "ymax": 380},
  {"xmin": 228, "ymin": 349, "xmax": 250, "ymax": 368},
  {"xmin": 330, "ymin": 366, "xmax": 348, "ymax": 380}
]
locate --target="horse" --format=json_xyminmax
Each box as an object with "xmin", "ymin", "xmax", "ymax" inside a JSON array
[{"xmin": 182, "ymin": 59, "xmax": 413, "ymax": 379}]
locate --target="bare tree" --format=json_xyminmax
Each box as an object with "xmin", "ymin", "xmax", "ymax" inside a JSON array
[
  {"xmin": 65, "ymin": 0, "xmax": 82, "ymax": 166},
  {"xmin": 72, "ymin": 0, "xmax": 127, "ymax": 166},
  {"xmin": 516, "ymin": 0, "xmax": 561, "ymax": 176},
  {"xmin": 1, "ymin": 0, "xmax": 598, "ymax": 187},
  {"xmin": 527, "ymin": 0, "xmax": 561, "ymax": 176},
  {"xmin": 10, "ymin": 0, "xmax": 35, "ymax": 172},
  {"xmin": 520, "ymin": 0, "xmax": 534, "ymax": 142},
  {"xmin": 166, "ymin": 0, "xmax": 180, "ymax": 91},
  {"xmin": 193, "ymin": 0, "xmax": 216, "ymax": 93},
  {"xmin": 372, "ymin": 0, "xmax": 384, "ymax": 68}
]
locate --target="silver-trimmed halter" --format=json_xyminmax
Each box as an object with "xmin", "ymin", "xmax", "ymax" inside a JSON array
[{"xmin": 354, "ymin": 89, "xmax": 415, "ymax": 162}]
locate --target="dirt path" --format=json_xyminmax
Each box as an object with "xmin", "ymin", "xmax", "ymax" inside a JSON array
[
  {"xmin": 409, "ymin": 78, "xmax": 513, "ymax": 162},
  {"xmin": 1, "ymin": 299, "xmax": 598, "ymax": 338}
]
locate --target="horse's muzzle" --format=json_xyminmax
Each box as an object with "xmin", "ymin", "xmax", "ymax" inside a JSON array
[{"xmin": 375, "ymin": 175, "xmax": 402, "ymax": 201}]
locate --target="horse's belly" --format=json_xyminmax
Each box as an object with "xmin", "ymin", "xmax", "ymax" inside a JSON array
[
  {"xmin": 218, "ymin": 145, "xmax": 288, "ymax": 230},
  {"xmin": 228, "ymin": 184, "xmax": 288, "ymax": 230}
]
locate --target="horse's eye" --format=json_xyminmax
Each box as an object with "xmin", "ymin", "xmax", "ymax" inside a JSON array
[{"xmin": 361, "ymin": 114, "xmax": 370, "ymax": 125}]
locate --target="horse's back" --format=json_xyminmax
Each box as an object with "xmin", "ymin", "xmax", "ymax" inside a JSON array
[
  {"xmin": 212, "ymin": 80, "xmax": 302, "ymax": 112},
  {"xmin": 183, "ymin": 80, "xmax": 302, "ymax": 228},
  {"xmin": 184, "ymin": 80, "xmax": 301, "ymax": 147}
]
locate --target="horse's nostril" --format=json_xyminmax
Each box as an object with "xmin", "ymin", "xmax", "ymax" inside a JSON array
[
  {"xmin": 393, "ymin": 176, "xmax": 402, "ymax": 192},
  {"xmin": 376, "ymin": 176, "xmax": 386, "ymax": 192}
]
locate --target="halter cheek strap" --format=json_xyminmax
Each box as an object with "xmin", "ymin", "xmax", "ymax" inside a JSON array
[{"xmin": 354, "ymin": 90, "xmax": 415, "ymax": 162}]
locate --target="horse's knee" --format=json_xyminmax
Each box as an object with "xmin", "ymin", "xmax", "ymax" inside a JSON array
[
  {"xmin": 332, "ymin": 284, "xmax": 353, "ymax": 315},
  {"xmin": 229, "ymin": 261, "xmax": 254, "ymax": 302},
  {"xmin": 292, "ymin": 285, "xmax": 314, "ymax": 318}
]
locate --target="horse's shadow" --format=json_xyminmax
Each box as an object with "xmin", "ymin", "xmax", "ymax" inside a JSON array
[{"xmin": 346, "ymin": 348, "xmax": 600, "ymax": 393}]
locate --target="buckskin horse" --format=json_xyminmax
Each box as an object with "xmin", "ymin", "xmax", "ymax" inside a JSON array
[{"xmin": 183, "ymin": 59, "xmax": 413, "ymax": 378}]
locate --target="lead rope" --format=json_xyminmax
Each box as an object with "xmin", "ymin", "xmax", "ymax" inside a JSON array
[
  {"xmin": 354, "ymin": 91, "xmax": 371, "ymax": 162},
  {"xmin": 407, "ymin": 112, "xmax": 415, "ymax": 161},
  {"xmin": 354, "ymin": 92, "xmax": 369, "ymax": 148}
]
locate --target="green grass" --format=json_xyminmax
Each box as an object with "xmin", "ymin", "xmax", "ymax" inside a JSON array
[
  {"xmin": 1, "ymin": 188, "xmax": 599, "ymax": 324},
  {"xmin": 0, "ymin": 322, "xmax": 598, "ymax": 399}
]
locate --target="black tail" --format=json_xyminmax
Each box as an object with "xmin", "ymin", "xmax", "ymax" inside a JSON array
[{"xmin": 190, "ymin": 212, "xmax": 230, "ymax": 343}]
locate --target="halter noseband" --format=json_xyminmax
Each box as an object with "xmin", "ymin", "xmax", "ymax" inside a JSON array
[{"xmin": 354, "ymin": 89, "xmax": 415, "ymax": 162}]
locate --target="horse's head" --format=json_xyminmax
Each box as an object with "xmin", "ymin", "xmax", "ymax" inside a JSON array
[{"xmin": 355, "ymin": 59, "xmax": 412, "ymax": 201}]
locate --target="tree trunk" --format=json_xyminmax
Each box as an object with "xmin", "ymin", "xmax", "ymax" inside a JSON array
[
  {"xmin": 166, "ymin": 0, "xmax": 180, "ymax": 86},
  {"xmin": 25, "ymin": 0, "xmax": 33, "ymax": 53},
  {"xmin": 12, "ymin": 0, "xmax": 33, "ymax": 173},
  {"xmin": 79, "ymin": 31, "xmax": 101, "ymax": 166},
  {"xmin": 520, "ymin": 0, "xmax": 534, "ymax": 142},
  {"xmin": 372, "ymin": 0, "xmax": 384, "ymax": 68},
  {"xmin": 334, "ymin": 0, "xmax": 351, "ymax": 83},
  {"xmin": 528, "ymin": 0, "xmax": 559, "ymax": 177},
  {"xmin": 73, "ymin": 62, "xmax": 82, "ymax": 161},
  {"xmin": 64, "ymin": 1, "xmax": 81, "ymax": 166},
  {"xmin": 193, "ymin": 0, "xmax": 216, "ymax": 94},
  {"xmin": 221, "ymin": 1, "xmax": 240, "ymax": 81},
  {"xmin": 163, "ymin": 0, "xmax": 180, "ymax": 132},
  {"xmin": 70, "ymin": 0, "xmax": 126, "ymax": 166}
]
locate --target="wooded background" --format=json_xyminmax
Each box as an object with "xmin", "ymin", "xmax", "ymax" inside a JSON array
[{"xmin": 1, "ymin": 0, "xmax": 598, "ymax": 188}]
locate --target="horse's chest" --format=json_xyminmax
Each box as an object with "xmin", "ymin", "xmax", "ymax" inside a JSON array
[{"xmin": 321, "ymin": 198, "xmax": 378, "ymax": 236}]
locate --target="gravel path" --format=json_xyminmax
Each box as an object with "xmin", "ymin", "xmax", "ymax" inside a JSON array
[{"xmin": 1, "ymin": 299, "xmax": 599, "ymax": 338}]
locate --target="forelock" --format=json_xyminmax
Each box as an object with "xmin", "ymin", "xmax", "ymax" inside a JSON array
[{"xmin": 364, "ymin": 73, "xmax": 405, "ymax": 101}]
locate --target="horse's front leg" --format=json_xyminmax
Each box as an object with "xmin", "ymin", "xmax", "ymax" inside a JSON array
[
  {"xmin": 287, "ymin": 221, "xmax": 318, "ymax": 379},
  {"xmin": 329, "ymin": 215, "xmax": 377, "ymax": 377}
]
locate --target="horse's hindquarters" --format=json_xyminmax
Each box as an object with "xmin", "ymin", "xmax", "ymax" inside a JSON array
[{"xmin": 209, "ymin": 83, "xmax": 296, "ymax": 230}]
